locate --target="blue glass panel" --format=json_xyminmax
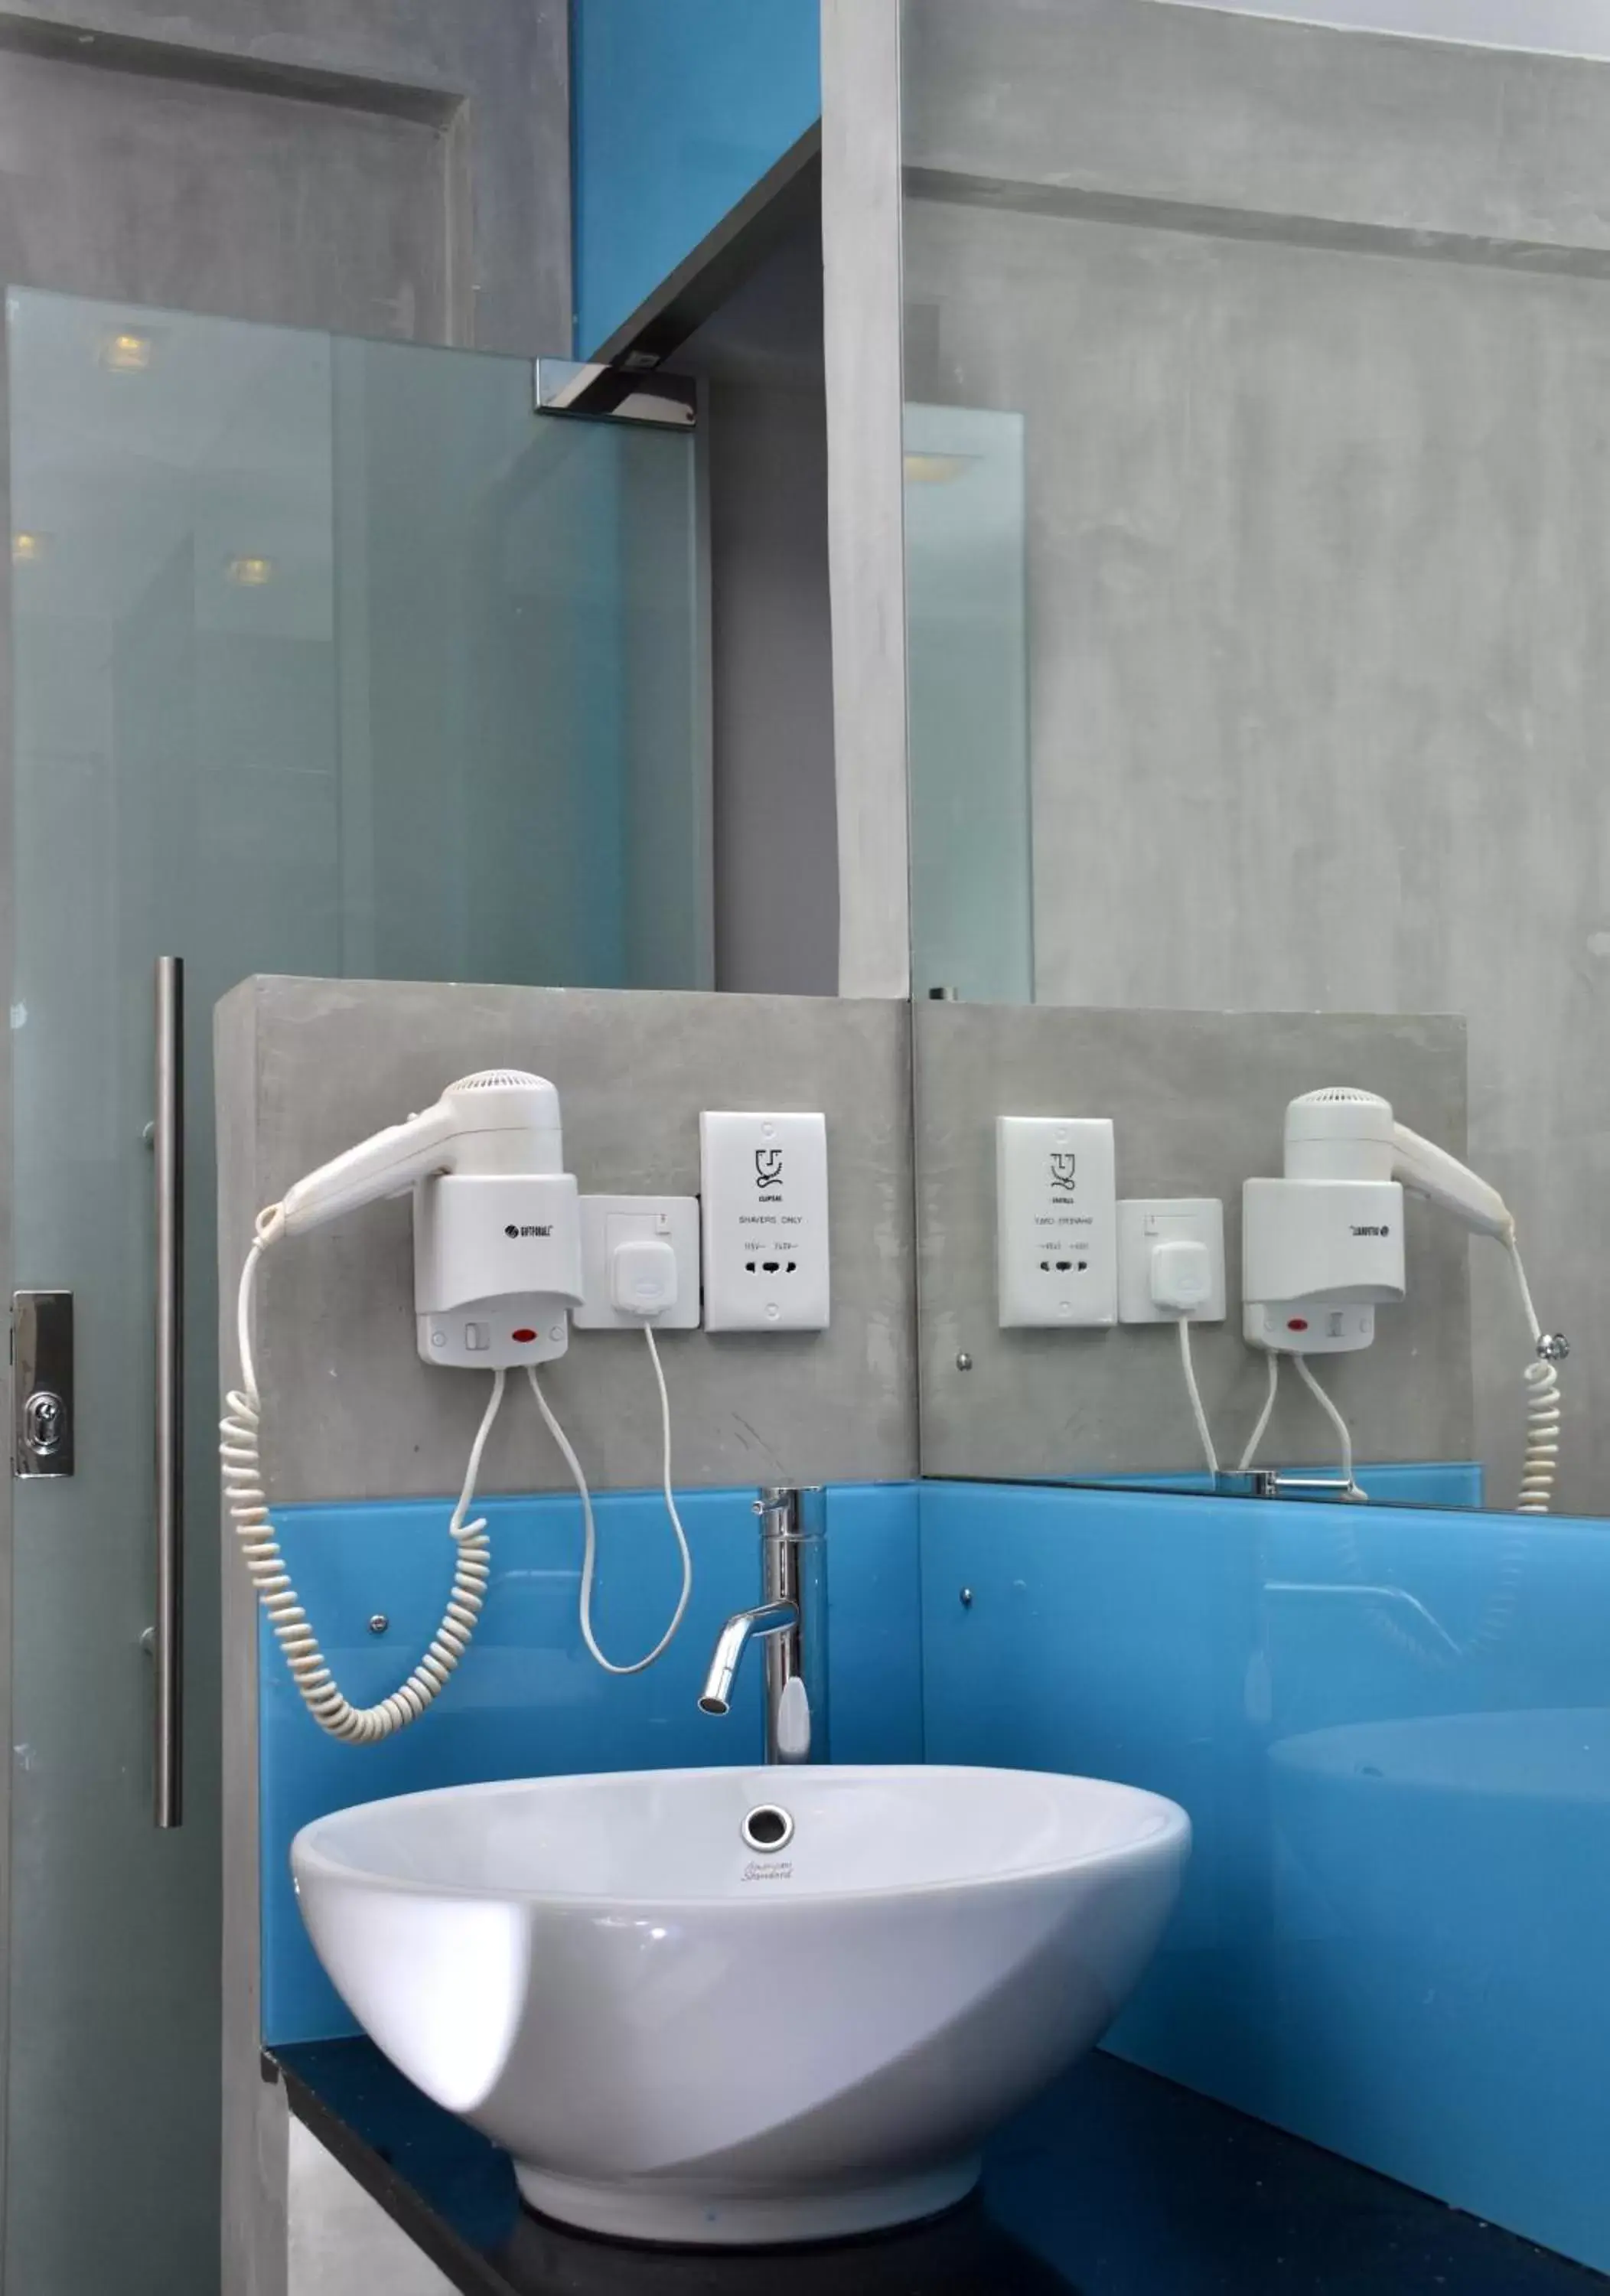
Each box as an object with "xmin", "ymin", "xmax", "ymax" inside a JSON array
[
  {"xmin": 824, "ymin": 1482, "xmax": 924, "ymax": 1763},
  {"xmin": 570, "ymin": 0, "xmax": 822, "ymax": 354},
  {"xmin": 919, "ymin": 1478, "xmax": 1610, "ymax": 2274}
]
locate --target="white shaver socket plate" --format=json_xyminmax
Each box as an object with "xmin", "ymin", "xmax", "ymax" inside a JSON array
[
  {"xmin": 996, "ymin": 1116, "xmax": 1117, "ymax": 1328},
  {"xmin": 1117, "ymin": 1200, "xmax": 1227, "ymax": 1324},
  {"xmin": 700, "ymin": 1111, "xmax": 829, "ymax": 1332},
  {"xmin": 574, "ymin": 1196, "xmax": 702, "ymax": 1330}
]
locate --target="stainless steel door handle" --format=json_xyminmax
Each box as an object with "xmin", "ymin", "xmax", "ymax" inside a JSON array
[{"xmin": 153, "ymin": 955, "xmax": 184, "ymax": 1830}]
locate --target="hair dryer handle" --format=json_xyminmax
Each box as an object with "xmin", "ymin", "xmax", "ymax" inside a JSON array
[
  {"xmin": 279, "ymin": 1101, "xmax": 458, "ymax": 1235},
  {"xmin": 1390, "ymin": 1124, "xmax": 1513, "ymax": 1243}
]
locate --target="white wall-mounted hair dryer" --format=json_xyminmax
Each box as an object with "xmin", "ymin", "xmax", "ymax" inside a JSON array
[
  {"xmin": 1242, "ymin": 1088, "xmax": 1565, "ymax": 1512},
  {"xmin": 279, "ymin": 1068, "xmax": 583, "ymax": 1368},
  {"xmin": 221, "ymin": 1070, "xmax": 691, "ymax": 1746}
]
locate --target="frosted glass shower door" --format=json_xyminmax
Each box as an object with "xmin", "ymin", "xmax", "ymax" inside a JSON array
[{"xmin": 2, "ymin": 288, "xmax": 706, "ymax": 2295}]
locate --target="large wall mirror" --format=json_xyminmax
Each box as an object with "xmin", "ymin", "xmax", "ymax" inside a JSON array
[{"xmin": 901, "ymin": 0, "xmax": 1606, "ymax": 1515}]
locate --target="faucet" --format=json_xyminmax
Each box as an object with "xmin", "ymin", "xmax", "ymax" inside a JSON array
[{"xmin": 699, "ymin": 1486, "xmax": 829, "ymax": 1764}]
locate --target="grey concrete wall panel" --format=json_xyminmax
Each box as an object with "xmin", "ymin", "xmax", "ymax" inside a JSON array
[
  {"xmin": 217, "ymin": 977, "xmax": 917, "ymax": 1505},
  {"xmin": 903, "ymin": 0, "xmax": 1610, "ymax": 272},
  {"xmin": 0, "ymin": 2, "xmax": 571, "ymax": 351},
  {"xmin": 822, "ymin": 0, "xmax": 911, "ymax": 998},
  {"xmin": 217, "ymin": 983, "xmax": 287, "ymax": 2296},
  {"xmin": 915, "ymin": 1002, "xmax": 1474, "ymax": 1486}
]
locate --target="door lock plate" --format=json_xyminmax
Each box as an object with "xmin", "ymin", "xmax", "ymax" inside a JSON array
[{"xmin": 13, "ymin": 1290, "xmax": 73, "ymax": 1476}]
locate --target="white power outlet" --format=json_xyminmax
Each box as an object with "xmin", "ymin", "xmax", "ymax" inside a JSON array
[
  {"xmin": 996, "ymin": 1116, "xmax": 1117, "ymax": 1328},
  {"xmin": 700, "ymin": 1111, "xmax": 829, "ymax": 1332},
  {"xmin": 573, "ymin": 1196, "xmax": 702, "ymax": 1330},
  {"xmin": 1117, "ymin": 1199, "xmax": 1227, "ymax": 1324}
]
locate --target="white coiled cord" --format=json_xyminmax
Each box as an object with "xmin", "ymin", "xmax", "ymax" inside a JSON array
[
  {"xmin": 220, "ymin": 1207, "xmax": 498, "ymax": 1743},
  {"xmin": 1510, "ymin": 1240, "xmax": 1563, "ymax": 1515}
]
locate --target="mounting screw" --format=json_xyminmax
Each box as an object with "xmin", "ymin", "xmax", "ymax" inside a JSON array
[
  {"xmin": 960, "ymin": 1587, "xmax": 974, "ymax": 1608},
  {"xmin": 956, "ymin": 1352, "xmax": 973, "ymax": 1372},
  {"xmin": 368, "ymin": 1614, "xmax": 389, "ymax": 1636}
]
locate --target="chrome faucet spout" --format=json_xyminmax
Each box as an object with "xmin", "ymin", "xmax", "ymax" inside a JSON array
[
  {"xmin": 698, "ymin": 1600, "xmax": 799, "ymax": 1716},
  {"xmin": 698, "ymin": 1486, "xmax": 829, "ymax": 1762}
]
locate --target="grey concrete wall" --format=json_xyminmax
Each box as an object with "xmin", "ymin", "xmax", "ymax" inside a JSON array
[
  {"xmin": 1164, "ymin": 0, "xmax": 1610, "ymax": 54},
  {"xmin": 903, "ymin": 0, "xmax": 1610, "ymax": 268},
  {"xmin": 0, "ymin": 2, "xmax": 571, "ymax": 351},
  {"xmin": 217, "ymin": 977, "xmax": 917, "ymax": 1501},
  {"xmin": 901, "ymin": 0, "xmax": 1610, "ymax": 1512},
  {"xmin": 916, "ymin": 1003, "xmax": 1473, "ymax": 1484},
  {"xmin": 287, "ymin": 2119, "xmax": 453, "ymax": 2296},
  {"xmin": 822, "ymin": 0, "xmax": 911, "ymax": 999}
]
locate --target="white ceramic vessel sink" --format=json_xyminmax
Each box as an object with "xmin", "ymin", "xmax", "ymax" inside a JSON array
[{"xmin": 293, "ymin": 1764, "xmax": 1189, "ymax": 2245}]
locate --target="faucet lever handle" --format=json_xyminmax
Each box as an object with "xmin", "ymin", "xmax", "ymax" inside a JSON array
[{"xmin": 775, "ymin": 1675, "xmax": 812, "ymax": 1763}]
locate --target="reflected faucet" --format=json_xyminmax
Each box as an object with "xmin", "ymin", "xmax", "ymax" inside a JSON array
[{"xmin": 699, "ymin": 1486, "xmax": 829, "ymax": 1765}]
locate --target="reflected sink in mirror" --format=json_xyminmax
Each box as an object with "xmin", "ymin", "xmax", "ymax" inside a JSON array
[{"xmin": 292, "ymin": 1763, "xmax": 1188, "ymax": 2246}]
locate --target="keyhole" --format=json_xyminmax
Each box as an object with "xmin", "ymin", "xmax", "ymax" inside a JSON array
[{"xmin": 24, "ymin": 1392, "xmax": 64, "ymax": 1455}]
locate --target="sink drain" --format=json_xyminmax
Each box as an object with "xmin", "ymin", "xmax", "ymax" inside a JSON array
[{"xmin": 741, "ymin": 1803, "xmax": 794, "ymax": 1854}]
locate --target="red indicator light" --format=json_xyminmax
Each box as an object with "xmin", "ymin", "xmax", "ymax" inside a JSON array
[
  {"xmin": 510, "ymin": 1327, "xmax": 537, "ymax": 1344},
  {"xmin": 1286, "ymin": 1317, "xmax": 1309, "ymax": 1332}
]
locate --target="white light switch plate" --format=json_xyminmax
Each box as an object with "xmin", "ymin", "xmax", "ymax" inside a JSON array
[
  {"xmin": 574, "ymin": 1195, "xmax": 702, "ymax": 1329},
  {"xmin": 1117, "ymin": 1199, "xmax": 1227, "ymax": 1323},
  {"xmin": 701, "ymin": 1111, "xmax": 829, "ymax": 1331},
  {"xmin": 996, "ymin": 1116, "xmax": 1117, "ymax": 1327}
]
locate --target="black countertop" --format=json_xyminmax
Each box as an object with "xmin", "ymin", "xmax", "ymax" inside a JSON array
[{"xmin": 269, "ymin": 2038, "xmax": 1610, "ymax": 2296}]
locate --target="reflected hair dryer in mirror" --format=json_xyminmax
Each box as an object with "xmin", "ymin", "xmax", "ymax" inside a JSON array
[{"xmin": 1242, "ymin": 1089, "xmax": 1565, "ymax": 1512}]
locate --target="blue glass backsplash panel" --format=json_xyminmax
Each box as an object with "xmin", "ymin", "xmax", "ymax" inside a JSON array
[
  {"xmin": 259, "ymin": 1482, "xmax": 921, "ymax": 2045},
  {"xmin": 919, "ymin": 1479, "xmax": 1610, "ymax": 2274}
]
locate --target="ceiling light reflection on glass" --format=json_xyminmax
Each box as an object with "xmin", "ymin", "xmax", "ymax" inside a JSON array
[
  {"xmin": 225, "ymin": 554, "xmax": 275, "ymax": 588},
  {"xmin": 903, "ymin": 452, "xmax": 976, "ymax": 486},
  {"xmin": 99, "ymin": 329, "xmax": 153, "ymax": 373},
  {"xmin": 11, "ymin": 531, "xmax": 46, "ymax": 566}
]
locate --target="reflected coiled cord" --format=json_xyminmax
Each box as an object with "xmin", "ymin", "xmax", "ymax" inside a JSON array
[{"xmin": 1510, "ymin": 1241, "xmax": 1562, "ymax": 1516}]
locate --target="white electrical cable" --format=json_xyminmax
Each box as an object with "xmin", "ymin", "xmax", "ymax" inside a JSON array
[
  {"xmin": 220, "ymin": 1210, "xmax": 498, "ymax": 1743},
  {"xmin": 1509, "ymin": 1239, "xmax": 1561, "ymax": 1515},
  {"xmin": 1238, "ymin": 1352, "xmax": 1281, "ymax": 1473},
  {"xmin": 1291, "ymin": 1351, "xmax": 1360, "ymax": 1499},
  {"xmin": 1175, "ymin": 1317, "xmax": 1221, "ymax": 1479},
  {"xmin": 526, "ymin": 1323, "xmax": 693, "ymax": 1675}
]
